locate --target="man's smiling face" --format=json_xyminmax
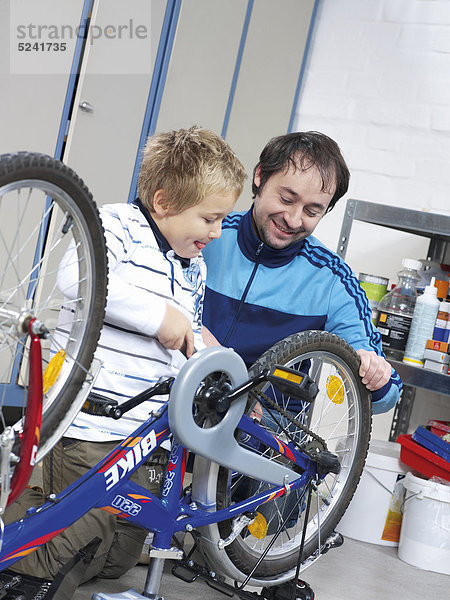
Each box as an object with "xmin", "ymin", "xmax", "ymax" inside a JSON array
[{"xmin": 251, "ymin": 160, "xmax": 335, "ymax": 249}]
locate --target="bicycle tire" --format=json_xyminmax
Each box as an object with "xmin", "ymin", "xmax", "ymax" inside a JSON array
[
  {"xmin": 199, "ymin": 331, "xmax": 371, "ymax": 582},
  {"xmin": 0, "ymin": 152, "xmax": 107, "ymax": 465}
]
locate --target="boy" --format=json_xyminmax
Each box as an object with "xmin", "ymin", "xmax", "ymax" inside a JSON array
[{"xmin": 6, "ymin": 126, "xmax": 246, "ymax": 584}]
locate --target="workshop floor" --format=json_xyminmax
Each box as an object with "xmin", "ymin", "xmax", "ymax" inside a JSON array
[
  {"xmin": 24, "ymin": 464, "xmax": 449, "ymax": 600},
  {"xmin": 72, "ymin": 537, "xmax": 449, "ymax": 600}
]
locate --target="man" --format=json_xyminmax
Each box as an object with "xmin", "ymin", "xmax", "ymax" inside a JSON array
[{"xmin": 202, "ymin": 131, "xmax": 401, "ymax": 413}]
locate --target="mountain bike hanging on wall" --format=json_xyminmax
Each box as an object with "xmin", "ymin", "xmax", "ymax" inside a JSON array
[
  {"xmin": 0, "ymin": 152, "xmax": 107, "ymax": 512},
  {"xmin": 0, "ymin": 332, "xmax": 371, "ymax": 600}
]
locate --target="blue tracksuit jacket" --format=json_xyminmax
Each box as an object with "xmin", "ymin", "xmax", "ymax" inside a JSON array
[{"xmin": 202, "ymin": 208, "xmax": 401, "ymax": 412}]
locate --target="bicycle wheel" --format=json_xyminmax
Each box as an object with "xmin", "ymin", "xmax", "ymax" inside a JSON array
[
  {"xmin": 0, "ymin": 152, "xmax": 107, "ymax": 476},
  {"xmin": 197, "ymin": 331, "xmax": 371, "ymax": 583}
]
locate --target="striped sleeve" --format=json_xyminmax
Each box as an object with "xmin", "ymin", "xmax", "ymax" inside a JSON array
[
  {"xmin": 100, "ymin": 207, "xmax": 167, "ymax": 337},
  {"xmin": 302, "ymin": 240, "xmax": 381, "ymax": 354},
  {"xmin": 303, "ymin": 239, "xmax": 401, "ymax": 413}
]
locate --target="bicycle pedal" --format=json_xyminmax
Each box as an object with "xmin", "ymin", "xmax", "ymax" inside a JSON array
[
  {"xmin": 0, "ymin": 569, "xmax": 52, "ymax": 599},
  {"xmin": 322, "ymin": 530, "xmax": 344, "ymax": 553},
  {"xmin": 261, "ymin": 579, "xmax": 314, "ymax": 600},
  {"xmin": 149, "ymin": 546, "xmax": 183, "ymax": 560}
]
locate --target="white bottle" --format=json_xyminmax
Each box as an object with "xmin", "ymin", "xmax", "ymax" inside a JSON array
[{"xmin": 403, "ymin": 277, "xmax": 440, "ymax": 367}]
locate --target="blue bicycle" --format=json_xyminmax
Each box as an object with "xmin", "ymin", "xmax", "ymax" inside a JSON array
[
  {"xmin": 0, "ymin": 331, "xmax": 371, "ymax": 600},
  {"xmin": 0, "ymin": 152, "xmax": 372, "ymax": 599}
]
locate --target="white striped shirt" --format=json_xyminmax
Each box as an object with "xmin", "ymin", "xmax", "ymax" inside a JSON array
[{"xmin": 60, "ymin": 202, "xmax": 206, "ymax": 441}]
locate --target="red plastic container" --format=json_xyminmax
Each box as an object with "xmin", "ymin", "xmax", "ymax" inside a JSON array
[
  {"xmin": 427, "ymin": 420, "xmax": 450, "ymax": 439},
  {"xmin": 397, "ymin": 434, "xmax": 450, "ymax": 481}
]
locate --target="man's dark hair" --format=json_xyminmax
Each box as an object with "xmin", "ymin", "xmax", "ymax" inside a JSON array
[{"xmin": 252, "ymin": 131, "xmax": 350, "ymax": 212}]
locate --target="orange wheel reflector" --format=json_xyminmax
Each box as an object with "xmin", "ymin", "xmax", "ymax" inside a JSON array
[
  {"xmin": 43, "ymin": 349, "xmax": 66, "ymax": 394},
  {"xmin": 326, "ymin": 375, "xmax": 344, "ymax": 405},
  {"xmin": 248, "ymin": 512, "xmax": 268, "ymax": 539}
]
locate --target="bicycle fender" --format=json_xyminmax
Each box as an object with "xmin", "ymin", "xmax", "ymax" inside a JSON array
[{"xmin": 168, "ymin": 347, "xmax": 300, "ymax": 486}]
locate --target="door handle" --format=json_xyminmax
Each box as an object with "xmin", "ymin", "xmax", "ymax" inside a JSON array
[{"xmin": 79, "ymin": 101, "xmax": 94, "ymax": 113}]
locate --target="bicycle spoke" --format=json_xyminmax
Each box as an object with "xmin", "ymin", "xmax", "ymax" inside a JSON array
[{"xmin": 204, "ymin": 332, "xmax": 370, "ymax": 581}]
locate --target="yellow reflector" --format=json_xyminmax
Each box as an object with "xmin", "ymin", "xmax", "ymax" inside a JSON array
[
  {"xmin": 248, "ymin": 512, "xmax": 268, "ymax": 539},
  {"xmin": 326, "ymin": 375, "xmax": 344, "ymax": 405},
  {"xmin": 272, "ymin": 368, "xmax": 303, "ymax": 385},
  {"xmin": 43, "ymin": 350, "xmax": 66, "ymax": 394}
]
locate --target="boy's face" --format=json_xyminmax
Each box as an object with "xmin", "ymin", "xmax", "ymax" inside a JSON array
[{"xmin": 153, "ymin": 192, "xmax": 236, "ymax": 259}]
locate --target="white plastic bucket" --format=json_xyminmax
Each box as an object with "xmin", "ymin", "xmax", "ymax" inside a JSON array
[
  {"xmin": 398, "ymin": 472, "xmax": 450, "ymax": 574},
  {"xmin": 337, "ymin": 439, "xmax": 408, "ymax": 546}
]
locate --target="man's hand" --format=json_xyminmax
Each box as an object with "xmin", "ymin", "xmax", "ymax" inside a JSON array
[
  {"xmin": 356, "ymin": 349, "xmax": 391, "ymax": 391},
  {"xmin": 157, "ymin": 304, "xmax": 194, "ymax": 358}
]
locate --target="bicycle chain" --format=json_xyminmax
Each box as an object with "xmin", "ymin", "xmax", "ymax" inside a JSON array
[{"xmin": 249, "ymin": 389, "xmax": 327, "ymax": 457}]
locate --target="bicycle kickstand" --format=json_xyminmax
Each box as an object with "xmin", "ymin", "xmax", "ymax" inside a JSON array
[{"xmin": 92, "ymin": 545, "xmax": 184, "ymax": 600}]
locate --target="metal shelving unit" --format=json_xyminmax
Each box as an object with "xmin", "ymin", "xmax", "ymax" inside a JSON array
[
  {"xmin": 338, "ymin": 199, "xmax": 450, "ymax": 262},
  {"xmin": 337, "ymin": 199, "xmax": 450, "ymax": 440}
]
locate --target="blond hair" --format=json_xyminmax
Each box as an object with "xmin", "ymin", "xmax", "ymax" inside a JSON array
[{"xmin": 137, "ymin": 126, "xmax": 246, "ymax": 213}]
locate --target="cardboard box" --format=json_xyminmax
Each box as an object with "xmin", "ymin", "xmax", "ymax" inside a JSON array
[
  {"xmin": 423, "ymin": 348, "xmax": 450, "ymax": 364},
  {"xmin": 424, "ymin": 359, "xmax": 449, "ymax": 373},
  {"xmin": 425, "ymin": 339, "xmax": 449, "ymax": 353}
]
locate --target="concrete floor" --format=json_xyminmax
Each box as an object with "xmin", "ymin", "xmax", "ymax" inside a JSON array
[
  {"xmin": 21, "ymin": 463, "xmax": 449, "ymax": 600},
  {"xmin": 72, "ymin": 537, "xmax": 449, "ymax": 600}
]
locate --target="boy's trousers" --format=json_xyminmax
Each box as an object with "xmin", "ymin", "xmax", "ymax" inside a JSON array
[{"xmin": 4, "ymin": 438, "xmax": 166, "ymax": 583}]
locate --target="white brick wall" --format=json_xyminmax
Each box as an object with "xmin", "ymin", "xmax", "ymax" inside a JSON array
[
  {"xmin": 294, "ymin": 0, "xmax": 450, "ymax": 439},
  {"xmin": 294, "ymin": 0, "xmax": 450, "ymax": 286}
]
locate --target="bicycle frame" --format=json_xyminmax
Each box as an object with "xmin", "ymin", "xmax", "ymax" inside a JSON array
[
  {"xmin": 0, "ymin": 391, "xmax": 317, "ymax": 572},
  {"xmin": 1, "ymin": 321, "xmax": 100, "ymax": 513},
  {"xmin": 0, "ymin": 319, "xmax": 44, "ymax": 513}
]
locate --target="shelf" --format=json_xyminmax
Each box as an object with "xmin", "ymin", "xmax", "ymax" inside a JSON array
[
  {"xmin": 336, "ymin": 198, "xmax": 450, "ymax": 439},
  {"xmin": 337, "ymin": 199, "xmax": 450, "ymax": 259},
  {"xmin": 388, "ymin": 360, "xmax": 450, "ymax": 397},
  {"xmin": 346, "ymin": 199, "xmax": 450, "ymax": 240}
]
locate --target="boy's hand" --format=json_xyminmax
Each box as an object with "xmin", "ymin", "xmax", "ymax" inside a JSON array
[
  {"xmin": 356, "ymin": 349, "xmax": 391, "ymax": 391},
  {"xmin": 157, "ymin": 304, "xmax": 195, "ymax": 358},
  {"xmin": 250, "ymin": 400, "xmax": 263, "ymax": 421}
]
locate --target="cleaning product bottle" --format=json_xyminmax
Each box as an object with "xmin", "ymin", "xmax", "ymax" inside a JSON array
[
  {"xmin": 403, "ymin": 277, "xmax": 440, "ymax": 367},
  {"xmin": 375, "ymin": 258, "xmax": 422, "ymax": 360}
]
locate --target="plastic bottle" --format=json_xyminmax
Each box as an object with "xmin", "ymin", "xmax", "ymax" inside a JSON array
[
  {"xmin": 403, "ymin": 277, "xmax": 440, "ymax": 367},
  {"xmin": 375, "ymin": 258, "xmax": 422, "ymax": 360},
  {"xmin": 415, "ymin": 259, "xmax": 447, "ymax": 294}
]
